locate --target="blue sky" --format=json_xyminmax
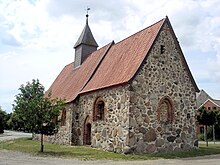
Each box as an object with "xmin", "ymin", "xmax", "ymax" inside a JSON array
[{"xmin": 0, "ymin": 0, "xmax": 220, "ymax": 113}]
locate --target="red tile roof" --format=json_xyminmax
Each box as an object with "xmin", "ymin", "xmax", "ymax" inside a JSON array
[
  {"xmin": 81, "ymin": 18, "xmax": 165, "ymax": 94},
  {"xmin": 47, "ymin": 17, "xmax": 199, "ymax": 102},
  {"xmin": 199, "ymin": 99, "xmax": 220, "ymax": 109},
  {"xmin": 46, "ymin": 42, "xmax": 113, "ymax": 102}
]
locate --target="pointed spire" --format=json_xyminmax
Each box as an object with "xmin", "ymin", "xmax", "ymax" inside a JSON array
[
  {"xmin": 74, "ymin": 8, "xmax": 98, "ymax": 48},
  {"xmin": 73, "ymin": 8, "xmax": 98, "ymax": 67}
]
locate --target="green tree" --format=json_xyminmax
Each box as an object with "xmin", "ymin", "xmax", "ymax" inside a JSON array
[
  {"xmin": 7, "ymin": 112, "xmax": 25, "ymax": 131},
  {"xmin": 197, "ymin": 106, "xmax": 216, "ymax": 146},
  {"xmin": 0, "ymin": 107, "xmax": 5, "ymax": 133},
  {"xmin": 215, "ymin": 112, "xmax": 220, "ymax": 140},
  {"xmin": 4, "ymin": 113, "xmax": 12, "ymax": 130},
  {"xmin": 216, "ymin": 112, "xmax": 220, "ymax": 125},
  {"xmin": 13, "ymin": 79, "xmax": 65, "ymax": 152},
  {"xmin": 0, "ymin": 106, "xmax": 8, "ymax": 133}
]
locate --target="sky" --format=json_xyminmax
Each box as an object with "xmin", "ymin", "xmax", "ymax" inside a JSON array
[{"xmin": 0, "ymin": 0, "xmax": 220, "ymax": 113}]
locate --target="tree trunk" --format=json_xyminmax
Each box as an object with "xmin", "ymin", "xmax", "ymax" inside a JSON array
[
  {"xmin": 41, "ymin": 134, "xmax": 44, "ymax": 152},
  {"xmin": 213, "ymin": 125, "xmax": 215, "ymax": 144},
  {"xmin": 205, "ymin": 125, "xmax": 208, "ymax": 147}
]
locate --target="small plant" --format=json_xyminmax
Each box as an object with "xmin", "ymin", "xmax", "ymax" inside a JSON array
[{"xmin": 198, "ymin": 133, "xmax": 204, "ymax": 141}]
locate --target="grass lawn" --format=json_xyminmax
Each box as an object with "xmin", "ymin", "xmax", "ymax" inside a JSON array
[{"xmin": 1, "ymin": 138, "xmax": 220, "ymax": 160}]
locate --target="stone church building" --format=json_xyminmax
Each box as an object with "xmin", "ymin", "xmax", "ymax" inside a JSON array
[{"xmin": 43, "ymin": 15, "xmax": 199, "ymax": 154}]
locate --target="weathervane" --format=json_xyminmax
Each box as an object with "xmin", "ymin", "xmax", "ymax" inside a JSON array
[
  {"xmin": 86, "ymin": 7, "xmax": 90, "ymax": 24},
  {"xmin": 86, "ymin": 6, "xmax": 90, "ymax": 17}
]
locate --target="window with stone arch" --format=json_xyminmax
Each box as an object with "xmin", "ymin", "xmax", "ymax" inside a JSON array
[
  {"xmin": 93, "ymin": 97, "xmax": 105, "ymax": 122},
  {"xmin": 157, "ymin": 96, "xmax": 174, "ymax": 124}
]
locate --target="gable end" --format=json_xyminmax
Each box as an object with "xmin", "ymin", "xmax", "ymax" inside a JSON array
[{"xmin": 129, "ymin": 16, "xmax": 199, "ymax": 93}]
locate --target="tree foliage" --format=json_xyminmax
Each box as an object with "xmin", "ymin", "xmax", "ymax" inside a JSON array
[
  {"xmin": 197, "ymin": 107, "xmax": 216, "ymax": 126},
  {"xmin": 197, "ymin": 106, "xmax": 217, "ymax": 146},
  {"xmin": 0, "ymin": 106, "xmax": 5, "ymax": 133},
  {"xmin": 13, "ymin": 79, "xmax": 44, "ymax": 132},
  {"xmin": 7, "ymin": 112, "xmax": 24, "ymax": 131},
  {"xmin": 0, "ymin": 107, "xmax": 11, "ymax": 133},
  {"xmin": 216, "ymin": 112, "xmax": 220, "ymax": 125},
  {"xmin": 13, "ymin": 79, "xmax": 65, "ymax": 152}
]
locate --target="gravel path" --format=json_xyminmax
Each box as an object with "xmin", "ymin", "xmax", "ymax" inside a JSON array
[
  {"xmin": 1, "ymin": 131, "xmax": 220, "ymax": 165},
  {"xmin": 1, "ymin": 150, "xmax": 220, "ymax": 165},
  {"xmin": 0, "ymin": 130, "xmax": 32, "ymax": 142}
]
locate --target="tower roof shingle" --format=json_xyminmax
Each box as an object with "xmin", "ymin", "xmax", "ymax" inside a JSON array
[{"xmin": 74, "ymin": 19, "xmax": 98, "ymax": 48}]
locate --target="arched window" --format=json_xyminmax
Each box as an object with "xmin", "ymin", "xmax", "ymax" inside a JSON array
[
  {"xmin": 61, "ymin": 109, "xmax": 66, "ymax": 126},
  {"xmin": 157, "ymin": 96, "xmax": 174, "ymax": 124},
  {"xmin": 93, "ymin": 97, "xmax": 105, "ymax": 121}
]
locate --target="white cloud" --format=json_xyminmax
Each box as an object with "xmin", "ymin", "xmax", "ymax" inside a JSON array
[
  {"xmin": 208, "ymin": 39, "xmax": 220, "ymax": 83},
  {"xmin": 1, "ymin": 0, "xmax": 220, "ymax": 112}
]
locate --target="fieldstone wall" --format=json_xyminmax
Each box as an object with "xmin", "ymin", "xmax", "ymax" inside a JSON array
[
  {"xmin": 33, "ymin": 102, "xmax": 73, "ymax": 145},
  {"xmin": 126, "ymin": 22, "xmax": 197, "ymax": 154},
  {"xmin": 72, "ymin": 85, "xmax": 130, "ymax": 153},
  {"xmin": 37, "ymin": 22, "xmax": 197, "ymax": 155}
]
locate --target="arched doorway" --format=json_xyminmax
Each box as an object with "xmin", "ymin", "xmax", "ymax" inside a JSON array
[
  {"xmin": 83, "ymin": 116, "xmax": 91, "ymax": 145},
  {"xmin": 85, "ymin": 123, "xmax": 91, "ymax": 145}
]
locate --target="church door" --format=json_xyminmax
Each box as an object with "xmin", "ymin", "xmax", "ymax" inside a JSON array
[
  {"xmin": 85, "ymin": 123, "xmax": 91, "ymax": 145},
  {"xmin": 83, "ymin": 116, "xmax": 91, "ymax": 145}
]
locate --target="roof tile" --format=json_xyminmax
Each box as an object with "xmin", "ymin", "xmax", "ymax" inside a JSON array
[
  {"xmin": 81, "ymin": 18, "xmax": 165, "ymax": 94},
  {"xmin": 46, "ymin": 42, "xmax": 112, "ymax": 102},
  {"xmin": 47, "ymin": 17, "xmax": 198, "ymax": 103}
]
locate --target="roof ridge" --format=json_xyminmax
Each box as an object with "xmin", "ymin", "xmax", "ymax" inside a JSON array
[
  {"xmin": 48, "ymin": 17, "xmax": 199, "ymax": 102},
  {"xmin": 79, "ymin": 17, "xmax": 166, "ymax": 94},
  {"xmin": 212, "ymin": 99, "xmax": 220, "ymax": 101},
  {"xmin": 114, "ymin": 18, "xmax": 166, "ymax": 46},
  {"xmin": 70, "ymin": 42, "xmax": 113, "ymax": 72}
]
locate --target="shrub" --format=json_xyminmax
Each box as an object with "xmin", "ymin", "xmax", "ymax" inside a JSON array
[
  {"xmin": 198, "ymin": 133, "xmax": 204, "ymax": 141},
  {"xmin": 0, "ymin": 117, "xmax": 4, "ymax": 133},
  {"xmin": 206, "ymin": 125, "xmax": 220, "ymax": 140}
]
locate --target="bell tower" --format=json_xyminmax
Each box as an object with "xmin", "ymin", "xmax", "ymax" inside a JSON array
[{"xmin": 74, "ymin": 8, "xmax": 98, "ymax": 67}]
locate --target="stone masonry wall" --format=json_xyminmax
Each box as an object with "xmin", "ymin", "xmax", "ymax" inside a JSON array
[
  {"xmin": 37, "ymin": 22, "xmax": 197, "ymax": 154},
  {"xmin": 72, "ymin": 85, "xmax": 130, "ymax": 153},
  {"xmin": 33, "ymin": 102, "xmax": 73, "ymax": 145},
  {"xmin": 127, "ymin": 22, "xmax": 198, "ymax": 154}
]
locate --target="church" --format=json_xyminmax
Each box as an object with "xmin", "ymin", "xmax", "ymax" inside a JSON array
[{"xmin": 43, "ymin": 14, "xmax": 199, "ymax": 154}]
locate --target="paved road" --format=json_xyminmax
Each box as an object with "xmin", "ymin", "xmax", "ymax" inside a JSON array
[
  {"xmin": 0, "ymin": 150, "xmax": 220, "ymax": 165},
  {"xmin": 1, "ymin": 131, "xmax": 220, "ymax": 165},
  {"xmin": 0, "ymin": 130, "xmax": 32, "ymax": 142}
]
